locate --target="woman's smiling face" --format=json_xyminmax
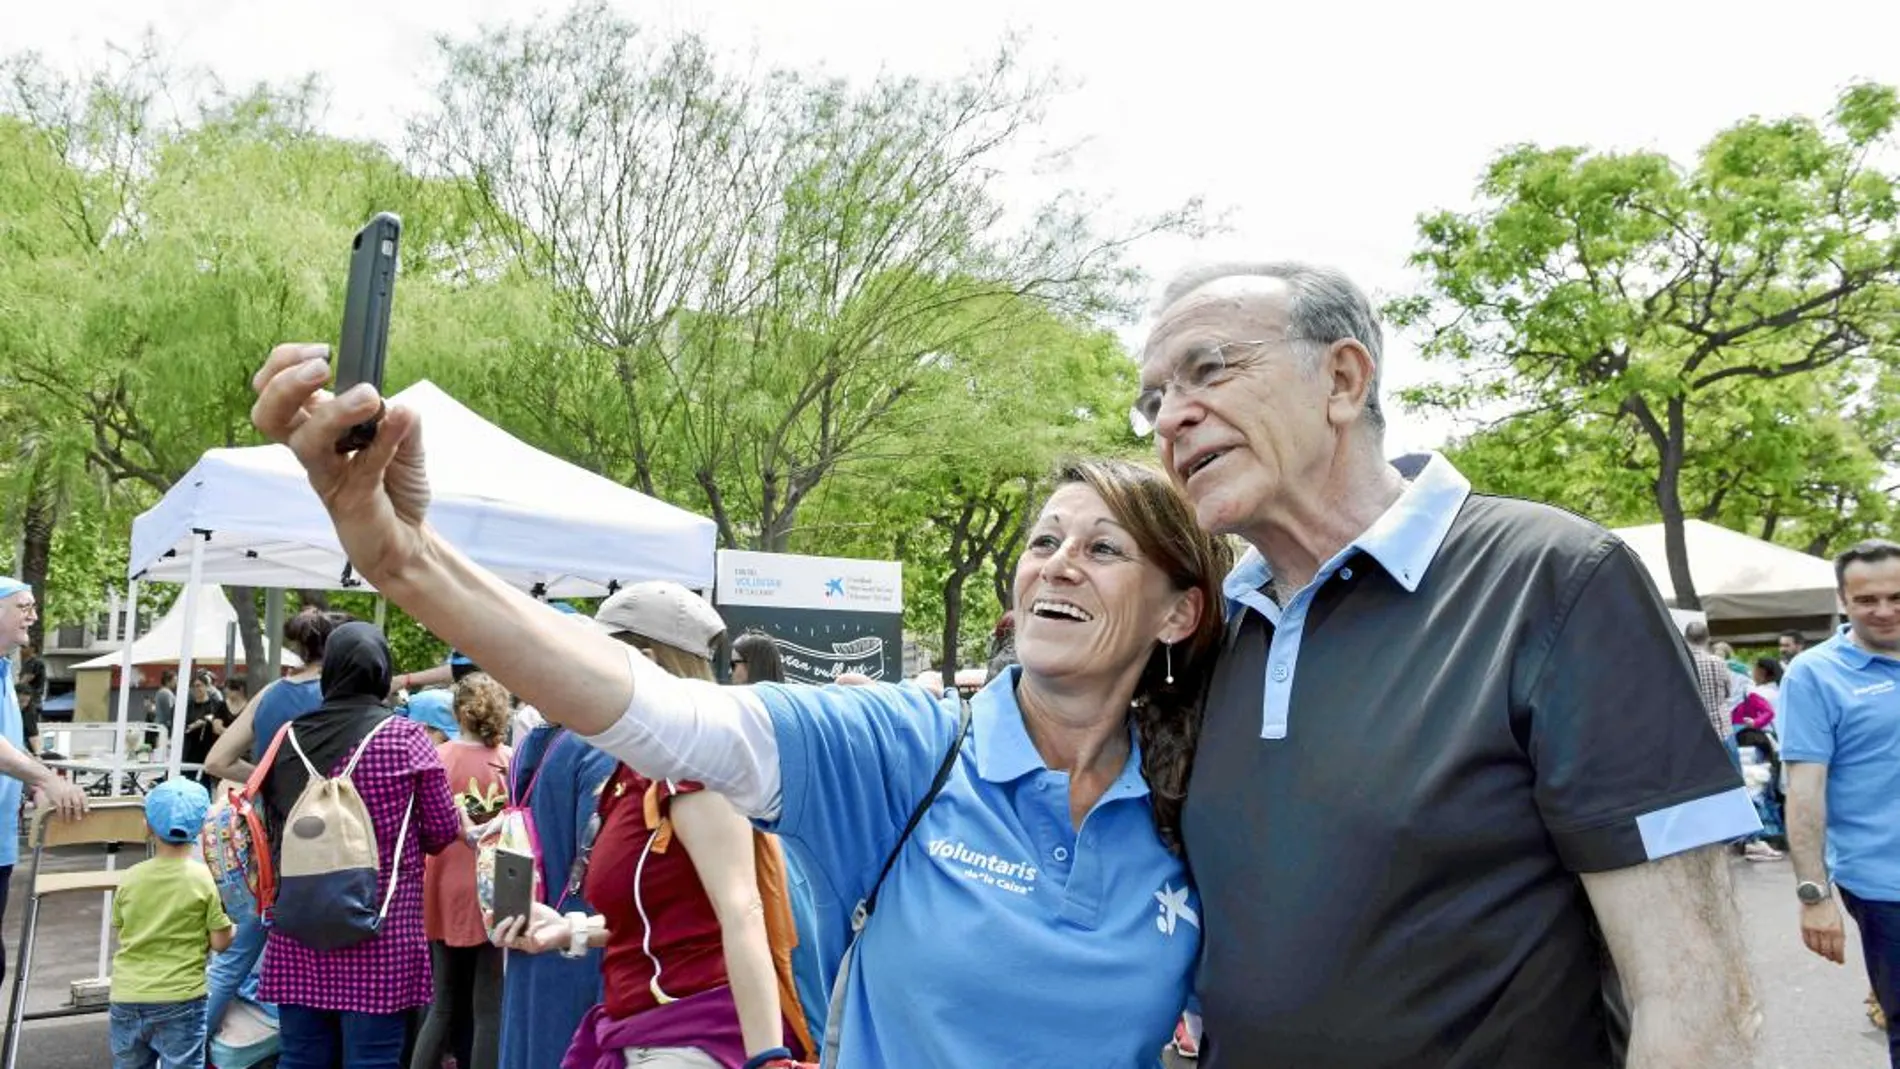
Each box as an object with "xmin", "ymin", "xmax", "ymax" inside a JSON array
[{"xmin": 1011, "ymin": 483, "xmax": 1193, "ymax": 687}]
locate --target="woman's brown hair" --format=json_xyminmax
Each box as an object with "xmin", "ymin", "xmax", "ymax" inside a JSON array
[
  {"xmin": 452, "ymin": 673, "xmax": 512, "ymax": 748},
  {"xmin": 284, "ymin": 607, "xmax": 355, "ymax": 665},
  {"xmin": 1049, "ymin": 458, "xmax": 1232, "ymax": 853}
]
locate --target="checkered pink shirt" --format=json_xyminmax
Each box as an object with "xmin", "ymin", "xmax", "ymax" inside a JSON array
[{"xmin": 257, "ymin": 717, "xmax": 460, "ymax": 1013}]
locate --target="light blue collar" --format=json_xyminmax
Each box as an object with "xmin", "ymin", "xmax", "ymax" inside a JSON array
[
  {"xmin": 1223, "ymin": 452, "xmax": 1472, "ymax": 611},
  {"xmin": 1831, "ymin": 624, "xmax": 1900, "ymax": 669},
  {"xmin": 970, "ymin": 667, "xmax": 1151, "ymax": 800}
]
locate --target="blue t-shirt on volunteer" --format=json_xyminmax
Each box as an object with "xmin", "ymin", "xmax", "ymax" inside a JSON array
[
  {"xmin": 0, "ymin": 659, "xmax": 25, "ymax": 868},
  {"xmin": 497, "ymin": 725, "xmax": 615, "ymax": 1069},
  {"xmin": 753, "ymin": 667, "xmax": 1197, "ymax": 1068},
  {"xmin": 248, "ymin": 678, "xmax": 324, "ymax": 761},
  {"xmin": 1779, "ymin": 626, "xmax": 1900, "ymax": 901}
]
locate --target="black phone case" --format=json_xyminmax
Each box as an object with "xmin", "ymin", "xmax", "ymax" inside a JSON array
[
  {"xmin": 492, "ymin": 849, "xmax": 535, "ymax": 926},
  {"xmin": 334, "ymin": 212, "xmax": 402, "ymax": 453}
]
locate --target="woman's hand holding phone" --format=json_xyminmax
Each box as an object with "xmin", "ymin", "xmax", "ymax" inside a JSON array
[
  {"xmin": 251, "ymin": 344, "xmax": 433, "ymax": 591},
  {"xmin": 487, "ymin": 901, "xmax": 574, "ymax": 955}
]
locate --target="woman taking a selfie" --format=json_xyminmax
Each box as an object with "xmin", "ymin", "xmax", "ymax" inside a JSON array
[{"xmin": 252, "ymin": 346, "xmax": 1226, "ymax": 1066}]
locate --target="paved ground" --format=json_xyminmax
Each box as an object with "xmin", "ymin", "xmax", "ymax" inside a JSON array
[
  {"xmin": 1731, "ymin": 853, "xmax": 1891, "ymax": 1069},
  {"xmin": 0, "ymin": 845, "xmax": 1889, "ymax": 1067}
]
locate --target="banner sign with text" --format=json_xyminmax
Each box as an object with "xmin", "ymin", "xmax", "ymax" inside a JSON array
[{"xmin": 714, "ymin": 550, "xmax": 904, "ymax": 685}]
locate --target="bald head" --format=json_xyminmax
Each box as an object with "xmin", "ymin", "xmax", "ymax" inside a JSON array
[{"xmin": 1150, "ymin": 262, "xmax": 1386, "ymax": 428}]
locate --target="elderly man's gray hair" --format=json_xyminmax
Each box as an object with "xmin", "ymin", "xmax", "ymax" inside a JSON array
[{"xmin": 1158, "ymin": 261, "xmax": 1385, "ymax": 428}]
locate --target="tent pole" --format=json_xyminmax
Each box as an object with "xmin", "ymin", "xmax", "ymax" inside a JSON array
[
  {"xmin": 265, "ymin": 588, "xmax": 285, "ymax": 677},
  {"xmin": 101, "ymin": 576, "xmax": 140, "ymax": 979},
  {"xmin": 110, "ymin": 580, "xmax": 140, "ymax": 796},
  {"xmin": 375, "ymin": 595, "xmax": 387, "ymax": 630},
  {"xmin": 169, "ymin": 534, "xmax": 207, "ymax": 780}
]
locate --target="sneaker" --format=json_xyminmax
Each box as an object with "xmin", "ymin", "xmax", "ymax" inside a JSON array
[
  {"xmin": 1172, "ymin": 1019, "xmax": 1199, "ymax": 1059},
  {"xmin": 1743, "ymin": 841, "xmax": 1784, "ymax": 861}
]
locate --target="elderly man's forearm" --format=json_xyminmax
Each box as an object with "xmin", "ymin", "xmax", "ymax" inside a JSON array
[{"xmin": 0, "ymin": 739, "xmax": 56, "ymax": 787}]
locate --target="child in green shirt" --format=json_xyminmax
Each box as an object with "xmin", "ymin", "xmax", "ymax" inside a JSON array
[{"xmin": 110, "ymin": 777, "xmax": 235, "ymax": 1069}]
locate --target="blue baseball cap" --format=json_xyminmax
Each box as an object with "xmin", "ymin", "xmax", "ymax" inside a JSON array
[
  {"xmin": 404, "ymin": 689, "xmax": 460, "ymax": 741},
  {"xmin": 145, "ymin": 777, "xmax": 211, "ymax": 844}
]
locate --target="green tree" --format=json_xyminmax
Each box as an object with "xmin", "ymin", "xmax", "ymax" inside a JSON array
[
  {"xmin": 1, "ymin": 46, "xmax": 563, "ymax": 680},
  {"xmin": 801, "ymin": 301, "xmax": 1139, "ymax": 676},
  {"xmin": 416, "ymin": 3, "xmax": 1197, "ymax": 551},
  {"xmin": 1391, "ymin": 83, "xmax": 1900, "ymax": 607}
]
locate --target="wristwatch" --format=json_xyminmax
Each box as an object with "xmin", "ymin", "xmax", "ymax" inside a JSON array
[
  {"xmin": 1796, "ymin": 880, "xmax": 1832, "ymax": 905},
  {"xmin": 562, "ymin": 912, "xmax": 593, "ymax": 958}
]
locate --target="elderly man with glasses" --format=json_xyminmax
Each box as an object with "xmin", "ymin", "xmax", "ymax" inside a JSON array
[
  {"xmin": 1135, "ymin": 264, "xmax": 1763, "ymax": 1069},
  {"xmin": 0, "ymin": 577, "xmax": 91, "ymax": 991}
]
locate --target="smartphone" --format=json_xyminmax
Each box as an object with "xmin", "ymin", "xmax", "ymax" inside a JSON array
[
  {"xmin": 333, "ymin": 212, "xmax": 402, "ymax": 453},
  {"xmin": 492, "ymin": 847, "xmax": 535, "ymax": 929}
]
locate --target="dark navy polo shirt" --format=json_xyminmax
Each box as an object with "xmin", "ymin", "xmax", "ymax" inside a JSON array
[{"xmin": 1184, "ymin": 455, "xmax": 1758, "ymax": 1068}]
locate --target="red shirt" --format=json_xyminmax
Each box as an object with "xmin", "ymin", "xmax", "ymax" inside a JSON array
[
  {"xmin": 585, "ymin": 765, "xmax": 728, "ymax": 1021},
  {"xmin": 424, "ymin": 741, "xmax": 511, "ymax": 946}
]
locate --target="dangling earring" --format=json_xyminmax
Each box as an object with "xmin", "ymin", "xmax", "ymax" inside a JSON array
[{"xmin": 1164, "ymin": 641, "xmax": 1174, "ymax": 686}]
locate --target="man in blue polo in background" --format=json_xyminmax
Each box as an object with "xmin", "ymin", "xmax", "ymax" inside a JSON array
[
  {"xmin": 0, "ymin": 575, "xmax": 92, "ymax": 990},
  {"xmin": 1783, "ymin": 538, "xmax": 1900, "ymax": 1068}
]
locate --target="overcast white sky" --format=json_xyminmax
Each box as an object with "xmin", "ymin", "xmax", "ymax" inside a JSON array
[{"xmin": 14, "ymin": 0, "xmax": 1900, "ymax": 452}]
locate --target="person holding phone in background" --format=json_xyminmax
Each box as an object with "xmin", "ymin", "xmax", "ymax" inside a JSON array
[
  {"xmin": 494, "ymin": 625, "xmax": 617, "ymax": 1069},
  {"xmin": 489, "ymin": 583, "xmax": 809, "ymax": 1069}
]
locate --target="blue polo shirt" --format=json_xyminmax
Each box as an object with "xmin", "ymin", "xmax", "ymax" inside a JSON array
[
  {"xmin": 0, "ymin": 659, "xmax": 23, "ymax": 867},
  {"xmin": 1780, "ymin": 626, "xmax": 1900, "ymax": 900},
  {"xmin": 755, "ymin": 669, "xmax": 1197, "ymax": 1068}
]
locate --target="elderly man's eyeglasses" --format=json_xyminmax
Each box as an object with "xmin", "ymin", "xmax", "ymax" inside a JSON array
[{"xmin": 1130, "ymin": 338, "xmax": 1285, "ymax": 437}]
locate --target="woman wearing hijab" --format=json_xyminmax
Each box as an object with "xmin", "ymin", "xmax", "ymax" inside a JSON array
[
  {"xmin": 255, "ymin": 622, "xmax": 463, "ymax": 1069},
  {"xmin": 202, "ymin": 607, "xmax": 352, "ymax": 1040}
]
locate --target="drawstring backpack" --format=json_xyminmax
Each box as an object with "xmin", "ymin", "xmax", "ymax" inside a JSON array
[{"xmin": 270, "ymin": 716, "xmax": 413, "ymax": 950}]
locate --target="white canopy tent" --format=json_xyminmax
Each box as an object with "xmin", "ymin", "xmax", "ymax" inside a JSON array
[
  {"xmin": 1612, "ymin": 519, "xmax": 1840, "ymax": 620},
  {"xmin": 129, "ymin": 380, "xmax": 717, "ymax": 596},
  {"xmin": 70, "ymin": 584, "xmax": 300, "ymax": 733},
  {"xmin": 71, "ymin": 584, "xmax": 303, "ymax": 673},
  {"xmin": 120, "ymin": 380, "xmax": 719, "ymax": 778}
]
